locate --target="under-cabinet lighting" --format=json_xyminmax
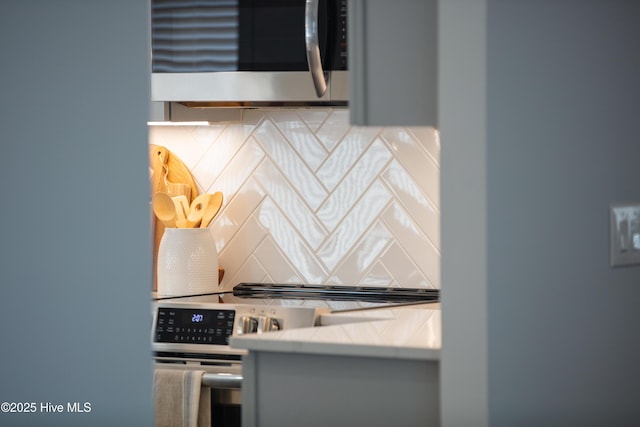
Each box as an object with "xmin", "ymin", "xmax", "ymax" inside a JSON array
[{"xmin": 147, "ymin": 121, "xmax": 211, "ymax": 126}]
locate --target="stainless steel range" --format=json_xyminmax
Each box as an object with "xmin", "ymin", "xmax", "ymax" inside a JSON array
[{"xmin": 151, "ymin": 283, "xmax": 439, "ymax": 427}]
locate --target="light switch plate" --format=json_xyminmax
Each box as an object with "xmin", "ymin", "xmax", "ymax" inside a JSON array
[{"xmin": 610, "ymin": 203, "xmax": 640, "ymax": 267}]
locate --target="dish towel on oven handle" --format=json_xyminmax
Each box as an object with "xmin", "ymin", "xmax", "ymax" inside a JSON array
[{"xmin": 154, "ymin": 369, "xmax": 211, "ymax": 427}]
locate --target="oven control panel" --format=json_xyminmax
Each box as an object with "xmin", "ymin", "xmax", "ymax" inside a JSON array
[
  {"xmin": 152, "ymin": 301, "xmax": 328, "ymax": 358},
  {"xmin": 154, "ymin": 307, "xmax": 235, "ymax": 346}
]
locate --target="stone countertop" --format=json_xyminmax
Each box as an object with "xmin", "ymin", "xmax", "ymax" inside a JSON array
[{"xmin": 230, "ymin": 303, "xmax": 441, "ymax": 361}]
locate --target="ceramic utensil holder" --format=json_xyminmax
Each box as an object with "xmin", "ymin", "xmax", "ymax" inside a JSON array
[{"xmin": 157, "ymin": 228, "xmax": 219, "ymax": 297}]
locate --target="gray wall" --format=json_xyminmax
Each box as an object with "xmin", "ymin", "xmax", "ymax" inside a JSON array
[
  {"xmin": 0, "ymin": 1, "xmax": 152, "ymax": 426},
  {"xmin": 442, "ymin": 0, "xmax": 640, "ymax": 425}
]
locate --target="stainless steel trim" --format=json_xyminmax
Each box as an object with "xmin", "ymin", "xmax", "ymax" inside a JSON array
[
  {"xmin": 152, "ymin": 72, "xmax": 332, "ymax": 103},
  {"xmin": 151, "ymin": 70, "xmax": 347, "ymax": 106},
  {"xmin": 305, "ymin": 0, "xmax": 327, "ymax": 98},
  {"xmin": 202, "ymin": 373, "xmax": 242, "ymax": 389}
]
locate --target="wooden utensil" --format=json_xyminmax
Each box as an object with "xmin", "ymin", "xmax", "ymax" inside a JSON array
[
  {"xmin": 152, "ymin": 192, "xmax": 177, "ymax": 228},
  {"xmin": 171, "ymin": 195, "xmax": 190, "ymax": 228},
  {"xmin": 200, "ymin": 192, "xmax": 223, "ymax": 228},
  {"xmin": 150, "ymin": 145, "xmax": 199, "ymax": 290},
  {"xmin": 187, "ymin": 193, "xmax": 209, "ymax": 228},
  {"xmin": 150, "ymin": 146, "xmax": 169, "ymax": 194}
]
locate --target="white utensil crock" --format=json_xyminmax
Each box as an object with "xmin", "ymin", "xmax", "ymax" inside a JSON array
[{"xmin": 157, "ymin": 228, "xmax": 219, "ymax": 297}]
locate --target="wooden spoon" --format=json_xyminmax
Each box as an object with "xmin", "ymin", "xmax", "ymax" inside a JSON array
[
  {"xmin": 152, "ymin": 192, "xmax": 177, "ymax": 228},
  {"xmin": 200, "ymin": 192, "xmax": 223, "ymax": 228},
  {"xmin": 186, "ymin": 193, "xmax": 209, "ymax": 228}
]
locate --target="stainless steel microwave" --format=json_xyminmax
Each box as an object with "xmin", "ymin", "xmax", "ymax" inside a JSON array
[{"xmin": 151, "ymin": 0, "xmax": 348, "ymax": 105}]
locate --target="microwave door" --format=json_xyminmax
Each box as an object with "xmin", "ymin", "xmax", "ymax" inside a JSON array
[{"xmin": 151, "ymin": 0, "xmax": 341, "ymax": 103}]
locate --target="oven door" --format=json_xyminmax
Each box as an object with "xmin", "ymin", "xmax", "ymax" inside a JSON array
[
  {"xmin": 155, "ymin": 363, "xmax": 243, "ymax": 427},
  {"xmin": 204, "ymin": 370, "xmax": 243, "ymax": 427},
  {"xmin": 151, "ymin": 0, "xmax": 347, "ymax": 103}
]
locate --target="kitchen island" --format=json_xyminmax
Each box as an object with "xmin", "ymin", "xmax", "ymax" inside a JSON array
[{"xmin": 231, "ymin": 304, "xmax": 441, "ymax": 427}]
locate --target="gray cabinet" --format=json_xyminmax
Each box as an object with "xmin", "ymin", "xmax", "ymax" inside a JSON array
[
  {"xmin": 348, "ymin": 0, "xmax": 437, "ymax": 126},
  {"xmin": 242, "ymin": 351, "xmax": 439, "ymax": 427}
]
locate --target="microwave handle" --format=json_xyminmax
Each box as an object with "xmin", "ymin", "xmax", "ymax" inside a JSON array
[{"xmin": 305, "ymin": 0, "xmax": 328, "ymax": 98}]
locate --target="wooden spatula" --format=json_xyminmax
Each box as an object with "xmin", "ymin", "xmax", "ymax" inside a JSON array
[
  {"xmin": 171, "ymin": 195, "xmax": 190, "ymax": 228},
  {"xmin": 200, "ymin": 192, "xmax": 223, "ymax": 228}
]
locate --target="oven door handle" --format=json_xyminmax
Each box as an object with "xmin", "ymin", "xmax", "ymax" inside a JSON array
[
  {"xmin": 202, "ymin": 373, "xmax": 242, "ymax": 389},
  {"xmin": 305, "ymin": 0, "xmax": 328, "ymax": 98}
]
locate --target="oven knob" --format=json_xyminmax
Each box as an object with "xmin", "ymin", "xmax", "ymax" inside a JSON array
[
  {"xmin": 237, "ymin": 316, "xmax": 258, "ymax": 335},
  {"xmin": 267, "ymin": 317, "xmax": 281, "ymax": 332},
  {"xmin": 257, "ymin": 317, "xmax": 280, "ymax": 333}
]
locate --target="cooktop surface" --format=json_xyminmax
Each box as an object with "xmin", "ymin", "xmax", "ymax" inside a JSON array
[{"xmin": 153, "ymin": 283, "xmax": 439, "ymax": 312}]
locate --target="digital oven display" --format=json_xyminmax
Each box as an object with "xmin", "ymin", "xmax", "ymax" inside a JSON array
[{"xmin": 154, "ymin": 307, "xmax": 235, "ymax": 346}]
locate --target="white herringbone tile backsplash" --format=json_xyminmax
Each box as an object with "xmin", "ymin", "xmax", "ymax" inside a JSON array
[{"xmin": 149, "ymin": 109, "xmax": 440, "ymax": 290}]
